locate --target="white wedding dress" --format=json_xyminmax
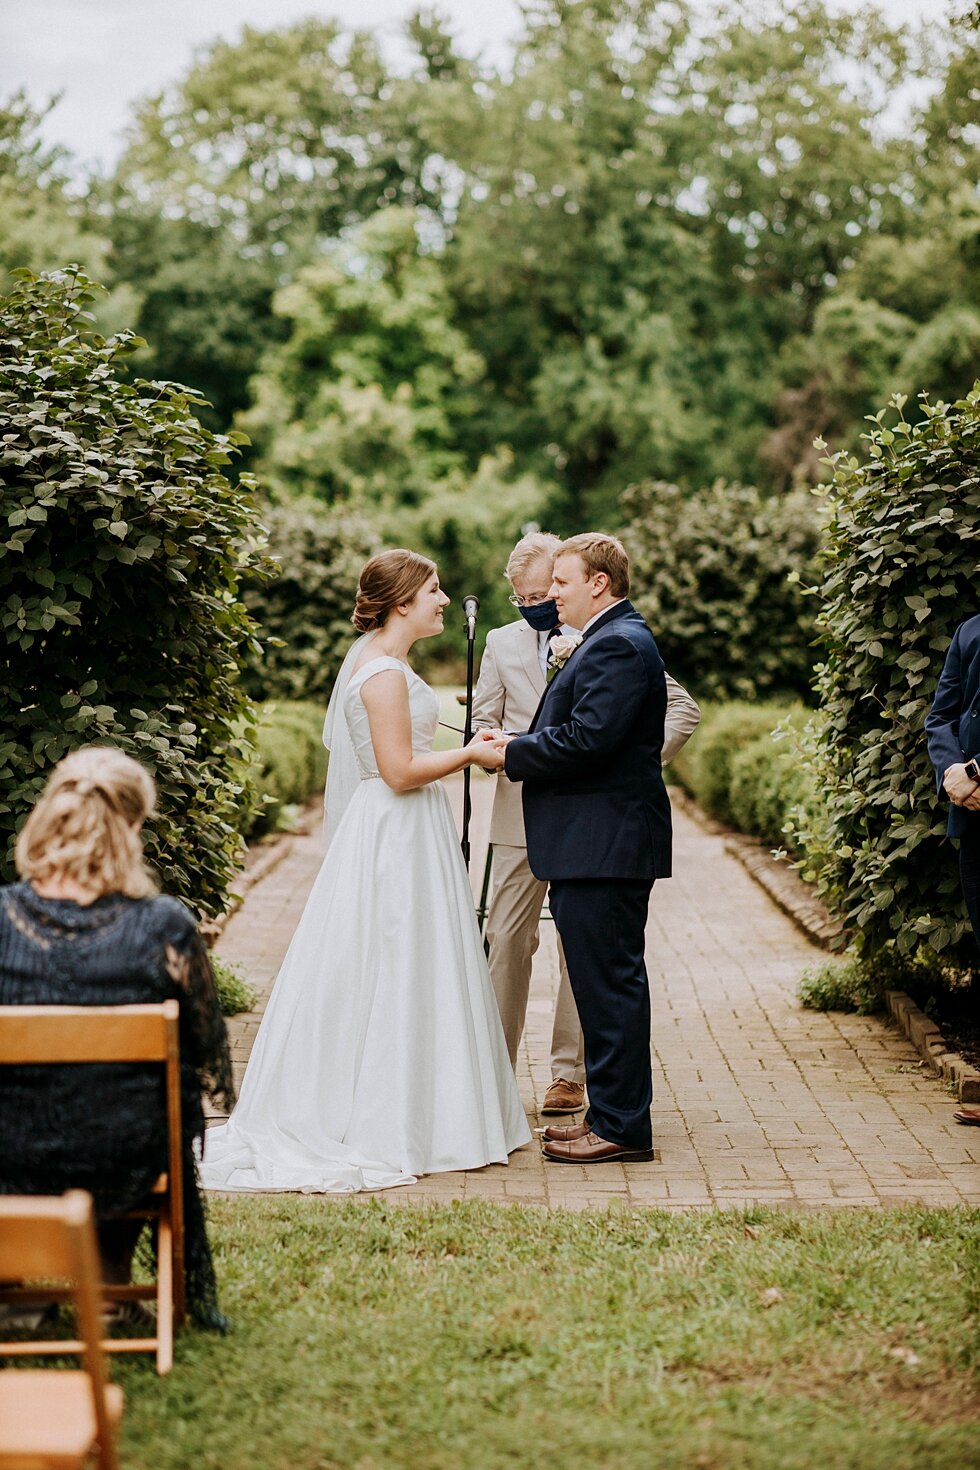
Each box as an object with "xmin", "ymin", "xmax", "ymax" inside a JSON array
[{"xmin": 200, "ymin": 642, "xmax": 531, "ymax": 1193}]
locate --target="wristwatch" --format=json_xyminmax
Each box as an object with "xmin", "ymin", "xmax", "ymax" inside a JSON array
[{"xmin": 965, "ymin": 758, "xmax": 980, "ymax": 782}]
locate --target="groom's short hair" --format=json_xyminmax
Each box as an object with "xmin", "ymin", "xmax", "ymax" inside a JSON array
[{"xmin": 558, "ymin": 533, "xmax": 630, "ymax": 599}]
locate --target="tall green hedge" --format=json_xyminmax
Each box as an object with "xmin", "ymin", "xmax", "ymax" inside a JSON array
[
  {"xmin": 241, "ymin": 499, "xmax": 378, "ymax": 702},
  {"xmin": 244, "ymin": 701, "xmax": 328, "ymax": 837},
  {"xmin": 0, "ymin": 268, "xmax": 273, "ymax": 917},
  {"xmin": 622, "ymin": 479, "xmax": 821, "ymax": 702},
  {"xmin": 799, "ymin": 386, "xmax": 980, "ymax": 972}
]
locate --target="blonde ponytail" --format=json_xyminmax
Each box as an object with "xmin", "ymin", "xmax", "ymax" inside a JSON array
[{"xmin": 15, "ymin": 746, "xmax": 158, "ymax": 899}]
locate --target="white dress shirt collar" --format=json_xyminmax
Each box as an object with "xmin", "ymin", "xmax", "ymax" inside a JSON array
[{"xmin": 580, "ymin": 599, "xmax": 626, "ymax": 635}]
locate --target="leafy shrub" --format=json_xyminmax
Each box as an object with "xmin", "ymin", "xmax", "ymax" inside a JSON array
[
  {"xmin": 797, "ymin": 941, "xmax": 967, "ymax": 1017},
  {"xmin": 727, "ymin": 738, "xmax": 776, "ymax": 839},
  {"xmin": 677, "ymin": 703, "xmax": 795, "ymax": 827},
  {"xmin": 729, "ymin": 738, "xmax": 796, "ymax": 850},
  {"xmin": 622, "ymin": 480, "xmax": 822, "ymax": 702},
  {"xmin": 798, "ymin": 386, "xmax": 980, "ymax": 976},
  {"xmin": 211, "ymin": 956, "xmax": 258, "ymax": 1016},
  {"xmin": 798, "ymin": 958, "xmax": 883, "ymax": 1015},
  {"xmin": 241, "ymin": 499, "xmax": 378, "ymax": 702},
  {"xmin": 728, "ymin": 719, "xmax": 818, "ymax": 857},
  {"xmin": 0, "ymin": 268, "xmax": 273, "ymax": 918},
  {"xmin": 244, "ymin": 700, "xmax": 327, "ymax": 837}
]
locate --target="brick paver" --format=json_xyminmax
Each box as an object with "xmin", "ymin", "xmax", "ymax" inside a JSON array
[{"xmin": 213, "ymin": 778, "xmax": 980, "ymax": 1209}]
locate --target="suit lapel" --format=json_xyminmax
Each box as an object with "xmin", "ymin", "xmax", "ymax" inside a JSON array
[
  {"xmin": 528, "ymin": 640, "xmax": 566, "ymax": 732},
  {"xmin": 519, "ymin": 623, "xmax": 546, "ymax": 697},
  {"xmin": 528, "ymin": 603, "xmax": 635, "ymax": 732}
]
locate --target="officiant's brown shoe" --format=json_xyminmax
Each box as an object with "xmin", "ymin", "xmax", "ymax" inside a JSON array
[
  {"xmin": 542, "ymin": 1130, "xmax": 655, "ymax": 1164},
  {"xmin": 541, "ymin": 1119, "xmax": 591, "ymax": 1142},
  {"xmin": 542, "ymin": 1079, "xmax": 585, "ymax": 1114}
]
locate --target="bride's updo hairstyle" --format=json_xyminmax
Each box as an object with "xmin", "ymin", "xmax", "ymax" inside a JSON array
[
  {"xmin": 15, "ymin": 746, "xmax": 158, "ymax": 899},
  {"xmin": 352, "ymin": 549, "xmax": 437, "ymax": 633}
]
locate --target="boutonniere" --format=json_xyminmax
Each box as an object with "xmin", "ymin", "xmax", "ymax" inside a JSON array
[{"xmin": 547, "ymin": 632, "xmax": 583, "ymax": 683}]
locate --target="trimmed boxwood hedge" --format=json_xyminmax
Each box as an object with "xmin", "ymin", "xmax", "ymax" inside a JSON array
[
  {"xmin": 244, "ymin": 700, "xmax": 328, "ymax": 837},
  {"xmin": 672, "ymin": 701, "xmax": 817, "ymax": 858},
  {"xmin": 623, "ymin": 479, "xmax": 821, "ymax": 702}
]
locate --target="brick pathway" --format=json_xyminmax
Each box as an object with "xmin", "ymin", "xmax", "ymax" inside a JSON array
[{"xmin": 213, "ymin": 778, "xmax": 980, "ymax": 1210}]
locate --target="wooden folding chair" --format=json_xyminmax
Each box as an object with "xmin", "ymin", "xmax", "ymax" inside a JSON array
[
  {"xmin": 0, "ymin": 1001, "xmax": 185, "ymax": 1374},
  {"xmin": 0, "ymin": 1191, "xmax": 123, "ymax": 1470}
]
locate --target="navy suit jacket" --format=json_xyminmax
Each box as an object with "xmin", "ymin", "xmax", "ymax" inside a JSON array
[
  {"xmin": 503, "ymin": 600, "xmax": 672, "ymax": 881},
  {"xmin": 926, "ymin": 613, "xmax": 980, "ymax": 838}
]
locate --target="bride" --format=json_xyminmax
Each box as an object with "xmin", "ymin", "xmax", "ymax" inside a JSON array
[{"xmin": 201, "ymin": 549, "xmax": 531, "ymax": 1192}]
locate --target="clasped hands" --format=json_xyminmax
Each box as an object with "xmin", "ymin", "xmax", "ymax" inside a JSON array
[
  {"xmin": 468, "ymin": 729, "xmax": 515, "ymax": 771},
  {"xmin": 943, "ymin": 763, "xmax": 980, "ymax": 811}
]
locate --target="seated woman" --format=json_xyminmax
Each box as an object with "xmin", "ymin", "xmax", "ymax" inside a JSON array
[{"xmin": 0, "ymin": 745, "xmax": 234, "ymax": 1329}]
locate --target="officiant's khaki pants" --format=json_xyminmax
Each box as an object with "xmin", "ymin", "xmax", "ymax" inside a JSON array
[{"xmin": 486, "ymin": 844, "xmax": 585, "ymax": 1085}]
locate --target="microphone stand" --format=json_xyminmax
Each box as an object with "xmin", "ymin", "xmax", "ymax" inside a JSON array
[{"xmin": 461, "ymin": 595, "xmax": 479, "ymax": 866}]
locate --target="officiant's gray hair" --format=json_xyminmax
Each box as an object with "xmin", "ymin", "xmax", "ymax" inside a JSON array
[{"xmin": 505, "ymin": 531, "xmax": 562, "ymax": 584}]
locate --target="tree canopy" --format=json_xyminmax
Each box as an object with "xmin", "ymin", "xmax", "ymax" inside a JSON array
[
  {"xmin": 2, "ymin": 1, "xmax": 977, "ymax": 680},
  {"xmin": 9, "ymin": 3, "xmax": 973, "ymax": 491}
]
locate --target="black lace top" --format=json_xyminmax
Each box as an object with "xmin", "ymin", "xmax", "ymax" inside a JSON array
[{"xmin": 0, "ymin": 883, "xmax": 235, "ymax": 1325}]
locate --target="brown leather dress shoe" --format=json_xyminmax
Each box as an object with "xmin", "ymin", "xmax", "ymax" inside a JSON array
[
  {"xmin": 542, "ymin": 1079, "xmax": 585, "ymax": 1114},
  {"xmin": 541, "ymin": 1119, "xmax": 591, "ymax": 1142},
  {"xmin": 542, "ymin": 1130, "xmax": 655, "ymax": 1164},
  {"xmin": 954, "ymin": 1107, "xmax": 980, "ymax": 1126}
]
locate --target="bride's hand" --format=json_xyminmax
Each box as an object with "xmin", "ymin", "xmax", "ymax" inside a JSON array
[{"xmin": 467, "ymin": 731, "xmax": 507, "ymax": 770}]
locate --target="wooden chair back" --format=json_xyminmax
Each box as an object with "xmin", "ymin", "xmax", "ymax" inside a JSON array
[
  {"xmin": 0, "ymin": 999, "xmax": 177, "ymax": 1063},
  {"xmin": 0, "ymin": 1191, "xmax": 121, "ymax": 1470},
  {"xmin": 0, "ymin": 1000, "xmax": 185, "ymax": 1373}
]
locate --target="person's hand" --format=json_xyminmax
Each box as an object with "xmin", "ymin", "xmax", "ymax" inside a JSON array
[
  {"xmin": 469, "ymin": 739, "xmax": 506, "ymax": 771},
  {"xmin": 944, "ymin": 763, "xmax": 979, "ymax": 804},
  {"xmin": 467, "ymin": 730, "xmax": 506, "ymax": 770},
  {"xmin": 962, "ymin": 787, "xmax": 980, "ymax": 812}
]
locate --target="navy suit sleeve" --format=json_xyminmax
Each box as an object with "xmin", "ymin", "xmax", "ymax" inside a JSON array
[
  {"xmin": 926, "ymin": 624, "xmax": 966, "ymax": 792},
  {"xmin": 504, "ymin": 636, "xmax": 654, "ymax": 782}
]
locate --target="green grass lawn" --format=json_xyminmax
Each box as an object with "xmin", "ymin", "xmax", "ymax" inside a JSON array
[{"xmin": 115, "ymin": 1200, "xmax": 980, "ymax": 1470}]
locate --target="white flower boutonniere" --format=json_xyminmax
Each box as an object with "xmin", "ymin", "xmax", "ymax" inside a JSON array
[{"xmin": 547, "ymin": 632, "xmax": 583, "ymax": 683}]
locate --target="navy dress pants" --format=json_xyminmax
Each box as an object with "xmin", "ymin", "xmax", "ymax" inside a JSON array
[{"xmin": 548, "ymin": 878, "xmax": 654, "ymax": 1149}]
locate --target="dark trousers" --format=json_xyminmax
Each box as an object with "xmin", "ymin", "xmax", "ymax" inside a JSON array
[
  {"xmin": 548, "ymin": 878, "xmax": 654, "ymax": 1148},
  {"xmin": 959, "ymin": 823, "xmax": 980, "ymax": 956}
]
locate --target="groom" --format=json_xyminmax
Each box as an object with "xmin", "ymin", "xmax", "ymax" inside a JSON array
[{"xmin": 499, "ymin": 533, "xmax": 671, "ymax": 1163}]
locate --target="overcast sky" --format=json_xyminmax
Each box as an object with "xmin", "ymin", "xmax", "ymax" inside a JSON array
[{"xmin": 0, "ymin": 0, "xmax": 949, "ymax": 172}]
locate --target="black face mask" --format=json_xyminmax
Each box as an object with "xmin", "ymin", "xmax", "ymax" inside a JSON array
[{"xmin": 518, "ymin": 599, "xmax": 560, "ymax": 631}]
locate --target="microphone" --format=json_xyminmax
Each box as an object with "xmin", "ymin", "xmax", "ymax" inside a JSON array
[{"xmin": 463, "ymin": 594, "xmax": 480, "ymax": 640}]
